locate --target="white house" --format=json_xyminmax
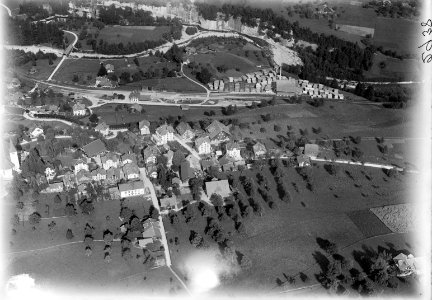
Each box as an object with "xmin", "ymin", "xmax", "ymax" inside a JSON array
[
  {"xmin": 101, "ymin": 153, "xmax": 120, "ymax": 170},
  {"xmin": 153, "ymin": 124, "xmax": 175, "ymax": 145},
  {"xmin": 74, "ymin": 158, "xmax": 89, "ymax": 174},
  {"xmin": 44, "ymin": 165, "xmax": 56, "ymax": 181},
  {"xmin": 29, "ymin": 125, "xmax": 44, "ymax": 139},
  {"xmin": 143, "ymin": 146, "xmax": 158, "ymax": 165},
  {"xmin": 253, "ymin": 141, "xmax": 267, "ymax": 157},
  {"xmin": 91, "ymin": 168, "xmax": 107, "ymax": 181},
  {"xmin": 195, "ymin": 136, "xmax": 211, "ymax": 155},
  {"xmin": 139, "ymin": 120, "xmax": 151, "ymax": 135},
  {"xmin": 118, "ymin": 180, "xmax": 145, "ymax": 198},
  {"xmin": 72, "ymin": 103, "xmax": 87, "ymax": 116},
  {"xmin": 226, "ymin": 142, "xmax": 242, "ymax": 160}
]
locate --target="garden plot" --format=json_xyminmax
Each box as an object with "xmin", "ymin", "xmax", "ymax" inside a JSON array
[{"xmin": 370, "ymin": 203, "xmax": 417, "ymax": 233}]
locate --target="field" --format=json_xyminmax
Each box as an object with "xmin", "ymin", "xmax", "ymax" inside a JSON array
[
  {"xmin": 286, "ymin": 4, "xmax": 418, "ymax": 55},
  {"xmin": 364, "ymin": 53, "xmax": 421, "ymax": 81},
  {"xmin": 371, "ymin": 204, "xmax": 417, "ymax": 233},
  {"xmin": 126, "ymin": 77, "xmax": 206, "ymax": 93},
  {"xmin": 98, "ymin": 26, "xmax": 170, "ymax": 44},
  {"xmin": 16, "ymin": 57, "xmax": 62, "ymax": 81}
]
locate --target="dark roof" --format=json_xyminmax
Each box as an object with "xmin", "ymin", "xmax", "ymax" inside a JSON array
[{"xmin": 82, "ymin": 139, "xmax": 107, "ymax": 157}]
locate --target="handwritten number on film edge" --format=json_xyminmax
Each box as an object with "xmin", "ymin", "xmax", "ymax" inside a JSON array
[{"xmin": 420, "ymin": 19, "xmax": 432, "ymax": 63}]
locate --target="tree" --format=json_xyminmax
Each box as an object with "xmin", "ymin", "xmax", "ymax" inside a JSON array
[
  {"xmin": 79, "ymin": 199, "xmax": 94, "ymax": 215},
  {"xmin": 89, "ymin": 114, "xmax": 98, "ymax": 123},
  {"xmin": 149, "ymin": 205, "xmax": 160, "ymax": 219},
  {"xmin": 29, "ymin": 212, "xmax": 41, "ymax": 225},
  {"xmin": 209, "ymin": 193, "xmax": 224, "ymax": 207},
  {"xmin": 65, "ymin": 203, "xmax": 77, "ymax": 217},
  {"xmin": 103, "ymin": 230, "xmax": 114, "ymax": 245},
  {"xmin": 196, "ymin": 67, "xmax": 212, "ymax": 84},
  {"xmin": 66, "ymin": 228, "xmax": 74, "ymax": 240},
  {"xmin": 97, "ymin": 63, "xmax": 108, "ymax": 77}
]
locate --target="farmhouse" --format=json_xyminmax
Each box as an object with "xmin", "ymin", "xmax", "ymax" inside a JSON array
[
  {"xmin": 72, "ymin": 103, "xmax": 87, "ymax": 116},
  {"xmin": 304, "ymin": 143, "xmax": 320, "ymax": 159},
  {"xmin": 105, "ymin": 64, "xmax": 114, "ymax": 73},
  {"xmin": 76, "ymin": 169, "xmax": 92, "ymax": 184},
  {"xmin": 253, "ymin": 141, "xmax": 267, "ymax": 157},
  {"xmin": 118, "ymin": 180, "xmax": 145, "ymax": 198},
  {"xmin": 206, "ymin": 120, "xmax": 231, "ymax": 143},
  {"xmin": 95, "ymin": 76, "xmax": 114, "ymax": 88},
  {"xmin": 160, "ymin": 196, "xmax": 178, "ymax": 211},
  {"xmin": 101, "ymin": 152, "xmax": 120, "ymax": 170},
  {"xmin": 176, "ymin": 122, "xmax": 195, "ymax": 140},
  {"xmin": 91, "ymin": 168, "xmax": 107, "ymax": 181},
  {"xmin": 205, "ymin": 179, "xmax": 231, "ymax": 198}
]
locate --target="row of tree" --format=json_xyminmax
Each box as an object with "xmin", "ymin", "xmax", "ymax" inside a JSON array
[{"xmin": 6, "ymin": 18, "xmax": 64, "ymax": 47}]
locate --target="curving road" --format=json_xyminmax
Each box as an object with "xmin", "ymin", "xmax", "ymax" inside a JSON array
[
  {"xmin": 180, "ymin": 62, "xmax": 210, "ymax": 100},
  {"xmin": 0, "ymin": 3, "xmax": 12, "ymax": 17}
]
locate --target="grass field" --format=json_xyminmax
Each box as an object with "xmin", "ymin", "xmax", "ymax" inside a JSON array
[
  {"xmin": 364, "ymin": 53, "xmax": 421, "ymax": 81},
  {"xmin": 98, "ymin": 26, "xmax": 170, "ymax": 44},
  {"xmin": 16, "ymin": 58, "xmax": 62, "ymax": 81},
  {"xmin": 126, "ymin": 77, "xmax": 206, "ymax": 93}
]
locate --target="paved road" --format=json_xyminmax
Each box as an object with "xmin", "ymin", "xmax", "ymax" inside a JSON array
[
  {"xmin": 23, "ymin": 112, "xmax": 79, "ymax": 127},
  {"xmin": 180, "ymin": 63, "xmax": 210, "ymax": 101},
  {"xmin": 0, "ymin": 3, "xmax": 11, "ymax": 16}
]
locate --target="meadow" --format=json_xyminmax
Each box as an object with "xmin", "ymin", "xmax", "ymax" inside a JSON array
[{"xmin": 98, "ymin": 26, "xmax": 170, "ymax": 44}]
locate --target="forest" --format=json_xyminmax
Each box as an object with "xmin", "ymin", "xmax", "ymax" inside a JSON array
[
  {"xmin": 196, "ymin": 3, "xmax": 374, "ymax": 81},
  {"xmin": 6, "ymin": 18, "xmax": 64, "ymax": 47}
]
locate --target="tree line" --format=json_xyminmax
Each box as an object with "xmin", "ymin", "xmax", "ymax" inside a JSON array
[{"xmin": 6, "ymin": 18, "xmax": 64, "ymax": 47}]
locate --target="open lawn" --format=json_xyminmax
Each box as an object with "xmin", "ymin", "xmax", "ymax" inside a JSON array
[
  {"xmin": 126, "ymin": 77, "xmax": 206, "ymax": 93},
  {"xmin": 98, "ymin": 26, "xmax": 170, "ymax": 44},
  {"xmin": 17, "ymin": 57, "xmax": 62, "ymax": 81}
]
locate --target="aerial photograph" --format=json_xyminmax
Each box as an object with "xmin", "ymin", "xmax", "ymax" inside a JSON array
[{"xmin": 1, "ymin": 0, "xmax": 430, "ymax": 298}]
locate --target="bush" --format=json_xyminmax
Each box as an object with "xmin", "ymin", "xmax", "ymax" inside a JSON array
[
  {"xmin": 274, "ymin": 124, "xmax": 281, "ymax": 132},
  {"xmin": 185, "ymin": 26, "xmax": 198, "ymax": 35}
]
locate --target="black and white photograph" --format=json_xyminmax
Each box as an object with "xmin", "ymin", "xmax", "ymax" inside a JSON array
[{"xmin": 0, "ymin": 0, "xmax": 430, "ymax": 299}]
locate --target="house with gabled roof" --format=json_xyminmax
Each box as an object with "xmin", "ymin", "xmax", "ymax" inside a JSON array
[
  {"xmin": 82, "ymin": 139, "xmax": 107, "ymax": 158},
  {"xmin": 123, "ymin": 163, "xmax": 140, "ymax": 180},
  {"xmin": 146, "ymin": 162, "xmax": 158, "ymax": 179},
  {"xmin": 195, "ymin": 135, "xmax": 211, "ymax": 155},
  {"xmin": 74, "ymin": 158, "xmax": 89, "ymax": 174},
  {"xmin": 139, "ymin": 120, "xmax": 151, "ymax": 135},
  {"xmin": 253, "ymin": 141, "xmax": 267, "ymax": 158},
  {"xmin": 153, "ymin": 124, "xmax": 175, "ymax": 145},
  {"xmin": 95, "ymin": 122, "xmax": 110, "ymax": 136},
  {"xmin": 101, "ymin": 152, "xmax": 120, "ymax": 170},
  {"xmin": 106, "ymin": 167, "xmax": 124, "ymax": 185},
  {"xmin": 143, "ymin": 145, "xmax": 158, "ymax": 165},
  {"xmin": 225, "ymin": 142, "xmax": 242, "ymax": 161},
  {"xmin": 206, "ymin": 120, "xmax": 231, "ymax": 144},
  {"xmin": 118, "ymin": 180, "xmax": 145, "ymax": 198},
  {"xmin": 72, "ymin": 103, "xmax": 87, "ymax": 116},
  {"xmin": 44, "ymin": 164, "xmax": 56, "ymax": 181},
  {"xmin": 105, "ymin": 64, "xmax": 114, "ymax": 73},
  {"xmin": 61, "ymin": 170, "xmax": 76, "ymax": 190},
  {"xmin": 205, "ymin": 179, "xmax": 231, "ymax": 198},
  {"xmin": 91, "ymin": 168, "xmax": 107, "ymax": 181},
  {"xmin": 176, "ymin": 122, "xmax": 195, "ymax": 140}
]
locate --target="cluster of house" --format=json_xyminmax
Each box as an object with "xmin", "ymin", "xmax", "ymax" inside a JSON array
[
  {"xmin": 298, "ymin": 79, "xmax": 344, "ymax": 99},
  {"xmin": 207, "ymin": 68, "xmax": 278, "ymax": 93}
]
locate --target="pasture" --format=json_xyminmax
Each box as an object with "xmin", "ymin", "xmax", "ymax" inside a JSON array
[
  {"xmin": 98, "ymin": 26, "xmax": 170, "ymax": 44},
  {"xmin": 364, "ymin": 53, "xmax": 421, "ymax": 81}
]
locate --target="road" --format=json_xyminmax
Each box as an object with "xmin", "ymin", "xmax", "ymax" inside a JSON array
[
  {"xmin": 47, "ymin": 30, "xmax": 78, "ymax": 81},
  {"xmin": 23, "ymin": 111, "xmax": 79, "ymax": 127},
  {"xmin": 180, "ymin": 62, "xmax": 210, "ymax": 101},
  {"xmin": 173, "ymin": 134, "xmax": 200, "ymax": 160},
  {"xmin": 0, "ymin": 3, "xmax": 11, "ymax": 16},
  {"xmin": 139, "ymin": 167, "xmax": 192, "ymax": 294}
]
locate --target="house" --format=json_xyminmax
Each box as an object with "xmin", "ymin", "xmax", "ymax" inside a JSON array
[
  {"xmin": 143, "ymin": 145, "xmax": 158, "ymax": 165},
  {"xmin": 195, "ymin": 136, "xmax": 211, "ymax": 155},
  {"xmin": 146, "ymin": 162, "xmax": 158, "ymax": 178},
  {"xmin": 206, "ymin": 120, "xmax": 231, "ymax": 143},
  {"xmin": 121, "ymin": 153, "xmax": 137, "ymax": 165},
  {"xmin": 29, "ymin": 125, "xmax": 44, "ymax": 139},
  {"xmin": 200, "ymin": 158, "xmax": 219, "ymax": 171},
  {"xmin": 41, "ymin": 182, "xmax": 64, "ymax": 193},
  {"xmin": 160, "ymin": 196, "xmax": 177, "ymax": 211},
  {"xmin": 62, "ymin": 171, "xmax": 75, "ymax": 190},
  {"xmin": 94, "ymin": 122, "xmax": 110, "ymax": 136},
  {"xmin": 118, "ymin": 180, "xmax": 145, "ymax": 198},
  {"xmin": 122, "ymin": 163, "xmax": 140, "ymax": 180},
  {"xmin": 106, "ymin": 167, "xmax": 124, "ymax": 185},
  {"xmin": 74, "ymin": 158, "xmax": 89, "ymax": 174},
  {"xmin": 164, "ymin": 150, "xmax": 174, "ymax": 167},
  {"xmin": 76, "ymin": 169, "xmax": 92, "ymax": 184},
  {"xmin": 304, "ymin": 144, "xmax": 319, "ymax": 159},
  {"xmin": 225, "ymin": 142, "xmax": 242, "ymax": 160},
  {"xmin": 153, "ymin": 124, "xmax": 175, "ymax": 145},
  {"xmin": 101, "ymin": 152, "xmax": 120, "ymax": 170},
  {"xmin": 108, "ymin": 187, "xmax": 120, "ymax": 200},
  {"xmin": 297, "ymin": 154, "xmax": 311, "ymax": 167},
  {"xmin": 180, "ymin": 160, "xmax": 194, "ymax": 182},
  {"xmin": 205, "ymin": 179, "xmax": 231, "ymax": 198},
  {"xmin": 253, "ymin": 141, "xmax": 267, "ymax": 157},
  {"xmin": 105, "ymin": 64, "xmax": 114, "ymax": 73},
  {"xmin": 95, "ymin": 76, "xmax": 113, "ymax": 88},
  {"xmin": 393, "ymin": 253, "xmax": 424, "ymax": 277},
  {"xmin": 44, "ymin": 165, "xmax": 56, "ymax": 181},
  {"xmin": 72, "ymin": 103, "xmax": 87, "ymax": 116},
  {"xmin": 139, "ymin": 120, "xmax": 151, "ymax": 135},
  {"xmin": 91, "ymin": 168, "xmax": 107, "ymax": 181},
  {"xmin": 129, "ymin": 90, "xmax": 141, "ymax": 102},
  {"xmin": 82, "ymin": 139, "xmax": 107, "ymax": 158},
  {"xmin": 176, "ymin": 122, "xmax": 195, "ymax": 140}
]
